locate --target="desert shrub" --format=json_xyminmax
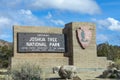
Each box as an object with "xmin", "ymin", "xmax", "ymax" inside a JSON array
[
  {"xmin": 11, "ymin": 63, "xmax": 41, "ymax": 80},
  {"xmin": 115, "ymin": 59, "xmax": 120, "ymax": 69}
]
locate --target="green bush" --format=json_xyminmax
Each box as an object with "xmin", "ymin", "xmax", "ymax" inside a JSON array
[
  {"xmin": 11, "ymin": 63, "xmax": 41, "ymax": 80},
  {"xmin": 0, "ymin": 45, "xmax": 12, "ymax": 68},
  {"xmin": 115, "ymin": 59, "xmax": 120, "ymax": 69}
]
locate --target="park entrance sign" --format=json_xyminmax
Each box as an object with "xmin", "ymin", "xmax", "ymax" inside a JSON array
[
  {"xmin": 18, "ymin": 33, "xmax": 65, "ymax": 53},
  {"xmin": 12, "ymin": 22, "xmax": 108, "ymax": 70}
]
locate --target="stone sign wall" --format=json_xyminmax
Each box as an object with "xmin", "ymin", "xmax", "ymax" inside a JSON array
[
  {"xmin": 12, "ymin": 22, "xmax": 108, "ymax": 69},
  {"xmin": 64, "ymin": 23, "xmax": 107, "ymax": 68},
  {"xmin": 12, "ymin": 26, "xmax": 68, "ymax": 68}
]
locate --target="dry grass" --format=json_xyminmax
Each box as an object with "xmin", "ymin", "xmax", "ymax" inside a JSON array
[{"xmin": 0, "ymin": 69, "xmax": 8, "ymax": 80}]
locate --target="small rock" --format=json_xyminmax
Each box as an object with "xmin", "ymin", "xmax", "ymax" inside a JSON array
[{"xmin": 58, "ymin": 65, "xmax": 77, "ymax": 79}]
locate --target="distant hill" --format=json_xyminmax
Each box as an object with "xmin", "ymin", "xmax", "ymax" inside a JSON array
[{"xmin": 0, "ymin": 39, "xmax": 12, "ymax": 47}]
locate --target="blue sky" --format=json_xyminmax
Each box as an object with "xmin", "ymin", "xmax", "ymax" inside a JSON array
[{"xmin": 0, "ymin": 0, "xmax": 120, "ymax": 45}]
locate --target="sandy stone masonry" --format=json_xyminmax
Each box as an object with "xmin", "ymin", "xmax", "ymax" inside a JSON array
[
  {"xmin": 11, "ymin": 22, "xmax": 108, "ymax": 69},
  {"xmin": 12, "ymin": 26, "xmax": 69, "ymax": 68},
  {"xmin": 64, "ymin": 22, "xmax": 108, "ymax": 68}
]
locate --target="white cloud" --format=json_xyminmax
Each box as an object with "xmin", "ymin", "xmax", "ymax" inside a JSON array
[
  {"xmin": 46, "ymin": 12, "xmax": 52, "ymax": 19},
  {"xmin": 0, "ymin": 0, "xmax": 21, "ymax": 8},
  {"xmin": 0, "ymin": 17, "xmax": 12, "ymax": 26},
  {"xmin": 0, "ymin": 16, "xmax": 16, "ymax": 40},
  {"xmin": 46, "ymin": 12, "xmax": 65, "ymax": 26},
  {"xmin": 19, "ymin": 9, "xmax": 32, "ymax": 15},
  {"xmin": 97, "ymin": 34, "xmax": 108, "ymax": 43},
  {"xmin": 50, "ymin": 19, "xmax": 65, "ymax": 25},
  {"xmin": 107, "ymin": 18, "xmax": 120, "ymax": 31},
  {"xmin": 32, "ymin": 0, "xmax": 101, "ymax": 14},
  {"xmin": 15, "ymin": 9, "xmax": 44, "ymax": 26},
  {"xmin": 0, "ymin": 9, "xmax": 44, "ymax": 29},
  {"xmin": 0, "ymin": 34, "xmax": 10, "ymax": 39},
  {"xmin": 0, "ymin": 9, "xmax": 45, "ymax": 41},
  {"xmin": 92, "ymin": 18, "xmax": 110, "ymax": 28},
  {"xmin": 0, "ymin": 16, "xmax": 16, "ymax": 31},
  {"xmin": 0, "ymin": 0, "xmax": 101, "ymax": 15},
  {"xmin": 93, "ymin": 17, "xmax": 120, "ymax": 31}
]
